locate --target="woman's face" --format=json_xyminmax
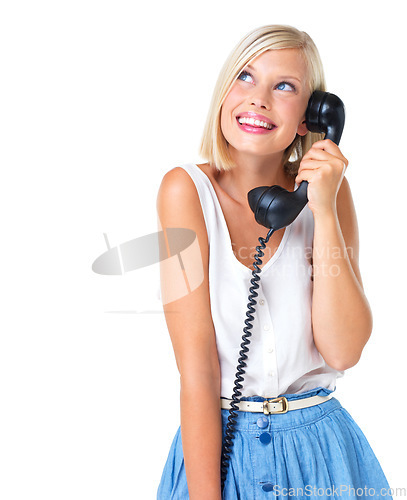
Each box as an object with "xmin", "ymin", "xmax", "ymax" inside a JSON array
[{"xmin": 220, "ymin": 48, "xmax": 310, "ymax": 162}]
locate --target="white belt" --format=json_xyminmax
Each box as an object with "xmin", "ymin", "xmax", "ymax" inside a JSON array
[{"xmin": 220, "ymin": 394, "xmax": 333, "ymax": 415}]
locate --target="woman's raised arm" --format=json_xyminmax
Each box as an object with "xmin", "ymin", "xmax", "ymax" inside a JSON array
[{"xmin": 157, "ymin": 167, "xmax": 222, "ymax": 500}]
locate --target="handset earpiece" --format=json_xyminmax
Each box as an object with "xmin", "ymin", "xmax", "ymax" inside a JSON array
[
  {"xmin": 305, "ymin": 90, "xmax": 345, "ymax": 145},
  {"xmin": 247, "ymin": 91, "xmax": 345, "ymax": 230}
]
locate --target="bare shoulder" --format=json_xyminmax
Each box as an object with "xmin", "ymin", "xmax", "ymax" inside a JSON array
[
  {"xmin": 157, "ymin": 165, "xmax": 209, "ymax": 278},
  {"xmin": 158, "ymin": 165, "xmax": 207, "ymax": 216},
  {"xmin": 336, "ymin": 175, "xmax": 363, "ymax": 288},
  {"xmin": 157, "ymin": 166, "xmax": 209, "ymax": 252},
  {"xmin": 157, "ymin": 166, "xmax": 199, "ymax": 203}
]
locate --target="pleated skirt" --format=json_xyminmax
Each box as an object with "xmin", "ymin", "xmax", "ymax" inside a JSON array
[{"xmin": 157, "ymin": 387, "xmax": 392, "ymax": 499}]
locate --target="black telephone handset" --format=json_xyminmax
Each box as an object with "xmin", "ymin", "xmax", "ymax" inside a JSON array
[
  {"xmin": 220, "ymin": 91, "xmax": 346, "ymax": 494},
  {"xmin": 247, "ymin": 90, "xmax": 345, "ymax": 230}
]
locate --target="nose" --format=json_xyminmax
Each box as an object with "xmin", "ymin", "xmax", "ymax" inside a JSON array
[{"xmin": 249, "ymin": 85, "xmax": 271, "ymax": 110}]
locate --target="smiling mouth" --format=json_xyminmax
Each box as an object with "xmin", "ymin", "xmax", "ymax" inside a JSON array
[{"xmin": 236, "ymin": 116, "xmax": 276, "ymax": 130}]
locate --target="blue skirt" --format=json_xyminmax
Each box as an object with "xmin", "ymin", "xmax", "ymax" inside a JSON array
[{"xmin": 157, "ymin": 388, "xmax": 392, "ymax": 499}]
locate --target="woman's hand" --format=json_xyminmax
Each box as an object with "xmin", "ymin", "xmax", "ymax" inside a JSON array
[{"xmin": 295, "ymin": 139, "xmax": 348, "ymax": 218}]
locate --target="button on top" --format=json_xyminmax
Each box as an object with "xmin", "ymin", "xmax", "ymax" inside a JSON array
[
  {"xmin": 259, "ymin": 299, "xmax": 265, "ymax": 305},
  {"xmin": 263, "ymin": 324, "xmax": 270, "ymax": 331},
  {"xmin": 256, "ymin": 416, "xmax": 268, "ymax": 429},
  {"xmin": 259, "ymin": 432, "xmax": 271, "ymax": 444},
  {"xmin": 266, "ymin": 347, "xmax": 274, "ymax": 353},
  {"xmin": 262, "ymin": 483, "xmax": 275, "ymax": 492}
]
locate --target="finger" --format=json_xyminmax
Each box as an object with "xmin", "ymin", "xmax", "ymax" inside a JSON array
[
  {"xmin": 299, "ymin": 159, "xmax": 324, "ymax": 171},
  {"xmin": 308, "ymin": 139, "xmax": 348, "ymax": 165},
  {"xmin": 302, "ymin": 148, "xmax": 333, "ymax": 162},
  {"xmin": 295, "ymin": 168, "xmax": 317, "ymax": 184},
  {"xmin": 311, "ymin": 139, "xmax": 339, "ymax": 152}
]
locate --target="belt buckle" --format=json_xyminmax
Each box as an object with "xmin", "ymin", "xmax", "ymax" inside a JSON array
[{"xmin": 263, "ymin": 396, "xmax": 288, "ymax": 415}]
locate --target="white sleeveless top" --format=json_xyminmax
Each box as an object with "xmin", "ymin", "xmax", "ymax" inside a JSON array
[{"xmin": 178, "ymin": 163, "xmax": 343, "ymax": 398}]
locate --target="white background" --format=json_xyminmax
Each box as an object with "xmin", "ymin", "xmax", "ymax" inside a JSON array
[{"xmin": 1, "ymin": 0, "xmax": 406, "ymax": 498}]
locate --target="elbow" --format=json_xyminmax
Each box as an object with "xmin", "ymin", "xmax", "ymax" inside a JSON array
[
  {"xmin": 326, "ymin": 353, "xmax": 361, "ymax": 372},
  {"xmin": 317, "ymin": 316, "xmax": 373, "ymax": 372},
  {"xmin": 179, "ymin": 365, "xmax": 221, "ymax": 395},
  {"xmin": 180, "ymin": 374, "xmax": 221, "ymax": 404},
  {"xmin": 324, "ymin": 334, "xmax": 371, "ymax": 371}
]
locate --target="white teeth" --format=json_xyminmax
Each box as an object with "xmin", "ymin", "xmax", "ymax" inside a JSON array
[{"xmin": 237, "ymin": 116, "xmax": 274, "ymax": 129}]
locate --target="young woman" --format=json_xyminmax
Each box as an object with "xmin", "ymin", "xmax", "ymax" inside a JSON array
[{"xmin": 156, "ymin": 25, "xmax": 392, "ymax": 499}]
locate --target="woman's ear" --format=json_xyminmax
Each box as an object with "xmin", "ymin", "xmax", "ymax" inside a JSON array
[{"xmin": 297, "ymin": 118, "xmax": 308, "ymax": 137}]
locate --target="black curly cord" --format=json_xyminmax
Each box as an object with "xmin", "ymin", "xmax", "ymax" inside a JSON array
[{"xmin": 220, "ymin": 228, "xmax": 275, "ymax": 493}]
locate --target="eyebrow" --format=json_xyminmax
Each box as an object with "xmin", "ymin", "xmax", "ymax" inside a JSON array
[{"xmin": 245, "ymin": 64, "xmax": 302, "ymax": 84}]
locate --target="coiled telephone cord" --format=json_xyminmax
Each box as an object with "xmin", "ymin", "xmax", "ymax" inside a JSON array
[{"xmin": 220, "ymin": 227, "xmax": 275, "ymax": 493}]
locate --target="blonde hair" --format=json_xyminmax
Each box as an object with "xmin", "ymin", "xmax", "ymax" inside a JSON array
[{"xmin": 199, "ymin": 24, "xmax": 326, "ymax": 175}]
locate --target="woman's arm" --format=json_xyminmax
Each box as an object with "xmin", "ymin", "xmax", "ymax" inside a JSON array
[
  {"xmin": 157, "ymin": 167, "xmax": 223, "ymax": 500},
  {"xmin": 296, "ymin": 140, "xmax": 373, "ymax": 371},
  {"xmin": 311, "ymin": 176, "xmax": 373, "ymax": 370}
]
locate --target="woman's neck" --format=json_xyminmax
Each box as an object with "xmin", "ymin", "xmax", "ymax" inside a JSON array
[{"xmin": 214, "ymin": 150, "xmax": 295, "ymax": 207}]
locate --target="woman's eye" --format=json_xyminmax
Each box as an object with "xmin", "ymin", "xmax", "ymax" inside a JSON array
[
  {"xmin": 238, "ymin": 70, "xmax": 254, "ymax": 83},
  {"xmin": 276, "ymin": 81, "xmax": 296, "ymax": 92}
]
